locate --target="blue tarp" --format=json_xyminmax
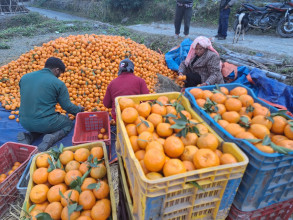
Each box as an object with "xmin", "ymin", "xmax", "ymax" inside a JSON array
[
  {"xmin": 0, "ymin": 104, "xmax": 117, "ymax": 163},
  {"xmin": 165, "ymin": 40, "xmax": 293, "ymax": 113}
]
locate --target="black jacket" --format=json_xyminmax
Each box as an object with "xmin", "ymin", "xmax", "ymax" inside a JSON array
[{"xmin": 177, "ymin": 0, "xmax": 193, "ymax": 4}]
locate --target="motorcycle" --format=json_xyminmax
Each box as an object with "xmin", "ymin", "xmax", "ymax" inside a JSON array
[{"xmin": 233, "ymin": 0, "xmax": 293, "ymax": 38}]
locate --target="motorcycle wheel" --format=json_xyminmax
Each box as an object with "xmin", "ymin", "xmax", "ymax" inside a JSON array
[
  {"xmin": 233, "ymin": 18, "xmax": 250, "ymax": 32},
  {"xmin": 276, "ymin": 16, "xmax": 293, "ymax": 38}
]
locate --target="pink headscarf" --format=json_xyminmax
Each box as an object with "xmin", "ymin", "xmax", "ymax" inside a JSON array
[{"xmin": 185, "ymin": 36, "xmax": 219, "ymax": 66}]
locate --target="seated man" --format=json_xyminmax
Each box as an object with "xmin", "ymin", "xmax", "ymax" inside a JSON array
[
  {"xmin": 103, "ymin": 58, "xmax": 149, "ymax": 120},
  {"xmin": 17, "ymin": 57, "xmax": 84, "ymax": 151}
]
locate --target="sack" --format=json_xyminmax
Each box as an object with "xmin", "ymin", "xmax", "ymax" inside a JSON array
[{"xmin": 221, "ymin": 62, "xmax": 238, "ymax": 82}]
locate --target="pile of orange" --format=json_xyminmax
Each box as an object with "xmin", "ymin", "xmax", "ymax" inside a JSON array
[
  {"xmin": 189, "ymin": 86, "xmax": 293, "ymax": 153},
  {"xmin": 119, "ymin": 96, "xmax": 238, "ymax": 180},
  {"xmin": 27, "ymin": 146, "xmax": 112, "ymax": 220},
  {"xmin": 0, "ymin": 161, "xmax": 21, "ymax": 183},
  {"xmin": 0, "ymin": 34, "xmax": 178, "ymax": 121}
]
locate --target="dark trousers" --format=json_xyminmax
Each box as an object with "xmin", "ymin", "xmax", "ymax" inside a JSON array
[
  {"xmin": 174, "ymin": 5, "xmax": 193, "ymax": 35},
  {"xmin": 185, "ymin": 72, "xmax": 201, "ymax": 88},
  {"xmin": 217, "ymin": 8, "xmax": 230, "ymax": 37}
]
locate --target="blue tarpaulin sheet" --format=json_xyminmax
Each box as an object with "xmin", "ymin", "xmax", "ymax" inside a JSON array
[{"xmin": 0, "ymin": 104, "xmax": 117, "ymax": 163}]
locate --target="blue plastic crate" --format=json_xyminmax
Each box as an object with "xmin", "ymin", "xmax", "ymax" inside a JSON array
[
  {"xmin": 185, "ymin": 83, "xmax": 293, "ymax": 211},
  {"xmin": 16, "ymin": 155, "xmax": 34, "ymax": 198}
]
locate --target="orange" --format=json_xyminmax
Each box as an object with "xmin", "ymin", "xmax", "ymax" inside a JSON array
[
  {"xmin": 139, "ymin": 160, "xmax": 150, "ymax": 174},
  {"xmin": 222, "ymin": 111, "xmax": 240, "ymax": 123},
  {"xmin": 100, "ymin": 128, "xmax": 106, "ymax": 134},
  {"xmin": 136, "ymin": 120, "xmax": 154, "ymax": 134},
  {"xmin": 14, "ymin": 162, "xmax": 21, "ymax": 166},
  {"xmin": 224, "ymin": 123, "xmax": 246, "ymax": 137},
  {"xmin": 119, "ymin": 98, "xmax": 135, "ymax": 110},
  {"xmin": 239, "ymin": 94, "xmax": 254, "ymax": 107},
  {"xmin": 135, "ymin": 150, "xmax": 146, "ymax": 161},
  {"xmin": 181, "ymin": 132, "xmax": 198, "ymax": 146},
  {"xmin": 239, "ymin": 107, "xmax": 253, "ymax": 118},
  {"xmin": 190, "ymin": 88, "xmax": 203, "ymax": 99},
  {"xmin": 225, "ymin": 98, "xmax": 242, "ymax": 112},
  {"xmin": 152, "ymin": 132, "xmax": 159, "ymax": 140},
  {"xmin": 145, "ymin": 141, "xmax": 164, "ymax": 152},
  {"xmin": 218, "ymin": 119, "xmax": 229, "ymax": 128},
  {"xmin": 81, "ymin": 177, "xmax": 96, "ymax": 191},
  {"xmin": 196, "ymin": 98, "xmax": 206, "ymax": 107},
  {"xmin": 81, "ymin": 210, "xmax": 92, "ymax": 217},
  {"xmin": 248, "ymin": 124, "xmax": 270, "ymax": 139},
  {"xmin": 61, "ymin": 206, "xmax": 80, "ymax": 220},
  {"xmin": 166, "ymin": 106, "xmax": 177, "ymax": 115},
  {"xmin": 76, "ymin": 216, "xmax": 92, "ymax": 220},
  {"xmin": 30, "ymin": 209, "xmax": 43, "ymax": 220},
  {"xmin": 65, "ymin": 160, "xmax": 80, "ymax": 172},
  {"xmin": 178, "ymin": 110, "xmax": 192, "ymax": 119},
  {"xmin": 79, "ymin": 190, "xmax": 96, "ymax": 210},
  {"xmin": 195, "ymin": 123, "xmax": 209, "ymax": 135},
  {"xmin": 137, "ymin": 131, "xmax": 153, "ymax": 149},
  {"xmin": 157, "ymin": 96, "xmax": 169, "ymax": 105},
  {"xmin": 30, "ymin": 201, "xmax": 49, "ymax": 212},
  {"xmin": 61, "ymin": 189, "xmax": 80, "ymax": 206},
  {"xmin": 48, "ymin": 169, "xmax": 66, "ymax": 185},
  {"xmin": 255, "ymin": 143, "xmax": 275, "ymax": 153},
  {"xmin": 279, "ymin": 139, "xmax": 293, "ymax": 150},
  {"xmin": 47, "ymin": 183, "xmax": 67, "ymax": 202},
  {"xmin": 182, "ymin": 160, "xmax": 195, "ymax": 171},
  {"xmin": 144, "ymin": 148, "xmax": 166, "ymax": 172},
  {"xmin": 151, "ymin": 104, "xmax": 167, "ymax": 116},
  {"xmin": 253, "ymin": 106, "xmax": 270, "ymax": 117},
  {"xmin": 193, "ymin": 149, "xmax": 220, "ymax": 169},
  {"xmin": 164, "ymin": 136, "xmax": 184, "ymax": 158},
  {"xmin": 30, "ymin": 184, "xmax": 49, "ymax": 204},
  {"xmin": 126, "ymin": 124, "xmax": 138, "ymax": 136},
  {"xmin": 134, "ymin": 116, "xmax": 145, "ymax": 125},
  {"xmin": 146, "ymin": 172, "xmax": 163, "ymax": 180},
  {"xmin": 271, "ymin": 116, "xmax": 287, "ymax": 134},
  {"xmin": 251, "ymin": 115, "xmax": 273, "ymax": 130},
  {"xmin": 229, "ymin": 87, "xmax": 247, "ymax": 96},
  {"xmin": 235, "ymin": 131, "xmax": 256, "ymax": 139},
  {"xmin": 137, "ymin": 102, "xmax": 152, "ymax": 118},
  {"xmin": 214, "ymin": 149, "xmax": 223, "ymax": 158},
  {"xmin": 220, "ymin": 153, "xmax": 237, "ymax": 165},
  {"xmin": 147, "ymin": 113, "xmax": 163, "ymax": 128},
  {"xmin": 219, "ymin": 87, "xmax": 229, "ymax": 95},
  {"xmin": 271, "ymin": 135, "xmax": 288, "ymax": 144},
  {"xmin": 180, "ymin": 145, "xmax": 198, "ymax": 162},
  {"xmin": 91, "ymin": 146, "xmax": 104, "ymax": 159},
  {"xmin": 74, "ymin": 148, "xmax": 90, "ymax": 162},
  {"xmin": 36, "ymin": 153, "xmax": 51, "ymax": 168},
  {"xmin": 91, "ymin": 199, "xmax": 111, "ymax": 220},
  {"xmin": 44, "ymin": 201, "xmax": 63, "ymax": 220},
  {"xmin": 210, "ymin": 93, "xmax": 227, "ymax": 104},
  {"xmin": 202, "ymin": 90, "xmax": 213, "ymax": 100},
  {"xmin": 163, "ymin": 159, "xmax": 186, "ymax": 177},
  {"xmin": 65, "ymin": 170, "xmax": 82, "ymax": 186},
  {"xmin": 32, "ymin": 167, "xmax": 49, "ymax": 184},
  {"xmin": 213, "ymin": 103, "xmax": 226, "ymax": 115},
  {"xmin": 122, "ymin": 107, "xmax": 139, "ymax": 123},
  {"xmin": 129, "ymin": 136, "xmax": 140, "ymax": 152},
  {"xmin": 156, "ymin": 123, "xmax": 173, "ymax": 137},
  {"xmin": 59, "ymin": 150, "xmax": 74, "ymax": 165},
  {"xmin": 79, "ymin": 162, "xmax": 90, "ymax": 175},
  {"xmin": 93, "ymin": 180, "xmax": 110, "ymax": 199},
  {"xmin": 284, "ymin": 123, "xmax": 293, "ymax": 139},
  {"xmin": 90, "ymin": 164, "xmax": 107, "ymax": 179},
  {"xmin": 196, "ymin": 133, "xmax": 219, "ymax": 150}
]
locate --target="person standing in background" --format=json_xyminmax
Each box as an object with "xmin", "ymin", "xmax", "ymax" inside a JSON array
[
  {"xmin": 174, "ymin": 0, "xmax": 194, "ymax": 38},
  {"xmin": 216, "ymin": 0, "xmax": 237, "ymax": 40}
]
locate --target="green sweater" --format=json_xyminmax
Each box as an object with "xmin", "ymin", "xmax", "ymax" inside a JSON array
[{"xmin": 19, "ymin": 68, "xmax": 81, "ymax": 132}]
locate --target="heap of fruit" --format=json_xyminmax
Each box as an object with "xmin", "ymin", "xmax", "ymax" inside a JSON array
[
  {"xmin": 119, "ymin": 95, "xmax": 238, "ymax": 180},
  {"xmin": 0, "ymin": 34, "xmax": 179, "ymax": 121},
  {"xmin": 189, "ymin": 86, "xmax": 293, "ymax": 154},
  {"xmin": 0, "ymin": 161, "xmax": 21, "ymax": 183},
  {"xmin": 24, "ymin": 144, "xmax": 112, "ymax": 220}
]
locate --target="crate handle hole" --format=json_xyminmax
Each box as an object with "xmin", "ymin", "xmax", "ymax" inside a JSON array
[
  {"xmin": 89, "ymin": 114, "xmax": 97, "ymax": 117},
  {"xmin": 19, "ymin": 147, "xmax": 29, "ymax": 151}
]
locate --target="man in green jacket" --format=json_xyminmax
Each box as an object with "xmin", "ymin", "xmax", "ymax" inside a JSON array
[{"xmin": 17, "ymin": 57, "xmax": 84, "ymax": 151}]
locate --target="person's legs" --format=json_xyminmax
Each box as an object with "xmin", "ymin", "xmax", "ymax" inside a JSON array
[
  {"xmin": 183, "ymin": 7, "xmax": 193, "ymax": 36},
  {"xmin": 185, "ymin": 72, "xmax": 201, "ymax": 87},
  {"xmin": 217, "ymin": 11, "xmax": 223, "ymax": 37},
  {"xmin": 218, "ymin": 8, "xmax": 230, "ymax": 39},
  {"xmin": 174, "ymin": 5, "xmax": 185, "ymax": 35},
  {"xmin": 17, "ymin": 132, "xmax": 41, "ymax": 145},
  {"xmin": 38, "ymin": 115, "xmax": 73, "ymax": 152}
]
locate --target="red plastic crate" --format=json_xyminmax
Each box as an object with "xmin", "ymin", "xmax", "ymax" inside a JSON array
[
  {"xmin": 0, "ymin": 142, "xmax": 37, "ymax": 217},
  {"xmin": 227, "ymin": 198, "xmax": 293, "ymax": 220},
  {"xmin": 72, "ymin": 111, "xmax": 111, "ymax": 145}
]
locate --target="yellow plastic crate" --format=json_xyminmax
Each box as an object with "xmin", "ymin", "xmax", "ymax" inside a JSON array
[
  {"xmin": 115, "ymin": 92, "xmax": 249, "ymax": 220},
  {"xmin": 20, "ymin": 142, "xmax": 117, "ymax": 220}
]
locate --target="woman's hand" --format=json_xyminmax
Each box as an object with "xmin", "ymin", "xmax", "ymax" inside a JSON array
[{"xmin": 198, "ymin": 82, "xmax": 208, "ymax": 87}]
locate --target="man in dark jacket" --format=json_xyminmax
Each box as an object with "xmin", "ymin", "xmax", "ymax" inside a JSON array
[
  {"xmin": 17, "ymin": 57, "xmax": 84, "ymax": 151},
  {"xmin": 216, "ymin": 0, "xmax": 237, "ymax": 40},
  {"xmin": 103, "ymin": 58, "xmax": 149, "ymax": 120},
  {"xmin": 174, "ymin": 0, "xmax": 194, "ymax": 38}
]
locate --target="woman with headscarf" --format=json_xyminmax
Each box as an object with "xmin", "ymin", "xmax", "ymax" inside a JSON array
[{"xmin": 178, "ymin": 36, "xmax": 224, "ymax": 87}]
